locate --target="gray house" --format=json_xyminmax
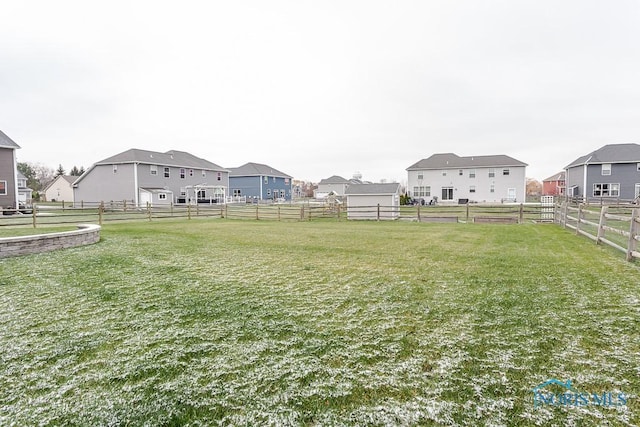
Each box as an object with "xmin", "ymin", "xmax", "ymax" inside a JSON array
[
  {"xmin": 73, "ymin": 148, "xmax": 229, "ymax": 207},
  {"xmin": 315, "ymin": 175, "xmax": 364, "ymax": 198},
  {"xmin": 0, "ymin": 130, "xmax": 21, "ymax": 211},
  {"xmin": 345, "ymin": 183, "xmax": 401, "ymax": 220},
  {"xmin": 565, "ymin": 143, "xmax": 640, "ymax": 202},
  {"xmin": 407, "ymin": 153, "xmax": 528, "ymax": 204}
]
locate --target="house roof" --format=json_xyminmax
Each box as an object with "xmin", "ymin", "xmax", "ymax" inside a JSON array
[
  {"xmin": 542, "ymin": 171, "xmax": 565, "ymax": 182},
  {"xmin": 96, "ymin": 148, "xmax": 227, "ymax": 171},
  {"xmin": 318, "ymin": 175, "xmax": 350, "ymax": 185},
  {"xmin": 345, "ymin": 183, "xmax": 401, "ymax": 195},
  {"xmin": 407, "ymin": 153, "xmax": 527, "ymax": 170},
  {"xmin": 0, "ymin": 130, "xmax": 21, "ymax": 149},
  {"xmin": 43, "ymin": 175, "xmax": 77, "ymax": 192},
  {"xmin": 565, "ymin": 143, "xmax": 640, "ymax": 168},
  {"xmin": 228, "ymin": 162, "xmax": 292, "ymax": 178}
]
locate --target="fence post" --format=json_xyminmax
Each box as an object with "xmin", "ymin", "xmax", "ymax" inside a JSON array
[
  {"xmin": 337, "ymin": 204, "xmax": 341, "ymax": 221},
  {"xmin": 124, "ymin": 200, "xmax": 127, "ymax": 212},
  {"xmin": 256, "ymin": 204, "xmax": 259, "ymax": 220},
  {"xmin": 377, "ymin": 204, "xmax": 380, "ymax": 221},
  {"xmin": 225, "ymin": 203, "xmax": 228, "ymax": 219},
  {"xmin": 32, "ymin": 204, "xmax": 37, "ymax": 228},
  {"xmin": 171, "ymin": 202, "xmax": 174, "ymax": 217},
  {"xmin": 278, "ymin": 205, "xmax": 281, "ymax": 221},
  {"xmin": 147, "ymin": 202, "xmax": 152, "ymax": 221},
  {"xmin": 576, "ymin": 204, "xmax": 583, "ymax": 235},
  {"xmin": 61, "ymin": 200, "xmax": 65, "ymax": 212},
  {"xmin": 596, "ymin": 206, "xmax": 607, "ymax": 245},
  {"xmin": 466, "ymin": 203, "xmax": 470, "ymax": 222},
  {"xmin": 519, "ymin": 203, "xmax": 524, "ymax": 223},
  {"xmin": 81, "ymin": 200, "xmax": 84, "ymax": 210},
  {"xmin": 562, "ymin": 202, "xmax": 568, "ymax": 228},
  {"xmin": 627, "ymin": 209, "xmax": 639, "ymax": 261},
  {"xmin": 99, "ymin": 202, "xmax": 104, "ymax": 225},
  {"xmin": 417, "ymin": 204, "xmax": 421, "ymax": 222},
  {"xmin": 300, "ymin": 205, "xmax": 305, "ymax": 221},
  {"xmin": 187, "ymin": 204, "xmax": 192, "ymax": 220}
]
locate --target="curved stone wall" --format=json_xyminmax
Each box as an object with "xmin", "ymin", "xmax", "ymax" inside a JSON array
[{"xmin": 0, "ymin": 224, "xmax": 101, "ymax": 258}]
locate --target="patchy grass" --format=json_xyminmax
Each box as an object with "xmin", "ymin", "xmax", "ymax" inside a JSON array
[{"xmin": 1, "ymin": 220, "xmax": 638, "ymax": 425}]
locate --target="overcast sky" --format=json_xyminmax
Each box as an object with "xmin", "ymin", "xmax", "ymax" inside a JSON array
[{"xmin": 1, "ymin": 1, "xmax": 639, "ymax": 183}]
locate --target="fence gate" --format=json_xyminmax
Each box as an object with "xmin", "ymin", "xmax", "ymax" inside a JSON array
[{"xmin": 541, "ymin": 196, "xmax": 554, "ymax": 221}]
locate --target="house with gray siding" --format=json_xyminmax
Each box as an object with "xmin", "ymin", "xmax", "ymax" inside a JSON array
[
  {"xmin": 73, "ymin": 148, "xmax": 229, "ymax": 206},
  {"xmin": 228, "ymin": 162, "xmax": 293, "ymax": 202},
  {"xmin": 315, "ymin": 175, "xmax": 364, "ymax": 198},
  {"xmin": 345, "ymin": 183, "xmax": 401, "ymax": 220},
  {"xmin": 565, "ymin": 143, "xmax": 640, "ymax": 202},
  {"xmin": 0, "ymin": 130, "xmax": 21, "ymax": 211},
  {"xmin": 407, "ymin": 153, "xmax": 527, "ymax": 204}
]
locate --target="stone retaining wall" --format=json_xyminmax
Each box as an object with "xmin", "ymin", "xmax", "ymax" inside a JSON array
[{"xmin": 0, "ymin": 224, "xmax": 101, "ymax": 258}]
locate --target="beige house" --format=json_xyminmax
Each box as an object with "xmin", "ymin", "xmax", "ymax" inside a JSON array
[{"xmin": 43, "ymin": 175, "xmax": 76, "ymax": 202}]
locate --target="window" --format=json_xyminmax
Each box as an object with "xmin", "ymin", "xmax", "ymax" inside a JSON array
[
  {"xmin": 267, "ymin": 189, "xmax": 272, "ymax": 196},
  {"xmin": 285, "ymin": 178, "xmax": 290, "ymax": 184},
  {"xmin": 233, "ymin": 189, "xmax": 242, "ymax": 197},
  {"xmin": 593, "ymin": 183, "xmax": 620, "ymax": 197},
  {"xmin": 442, "ymin": 171, "xmax": 447, "ymax": 176},
  {"xmin": 18, "ymin": 178, "xmax": 27, "ymax": 187},
  {"xmin": 158, "ymin": 193, "xmax": 167, "ymax": 200},
  {"xmin": 469, "ymin": 185, "xmax": 476, "ymax": 193},
  {"xmin": 280, "ymin": 190, "xmax": 286, "ymax": 198},
  {"xmin": 189, "ymin": 169, "xmax": 194, "ymax": 177},
  {"xmin": 459, "ymin": 169, "xmax": 463, "ymax": 176},
  {"xmin": 490, "ymin": 184, "xmax": 495, "ymax": 193},
  {"xmin": 469, "ymin": 170, "xmax": 476, "ymax": 178},
  {"xmin": 273, "ymin": 177, "xmax": 276, "ymax": 183},
  {"xmin": 264, "ymin": 176, "xmax": 269, "ymax": 184},
  {"xmin": 180, "ymin": 187, "xmax": 186, "ymax": 196},
  {"xmin": 202, "ymin": 170, "xmax": 206, "ymax": 178},
  {"xmin": 0, "ymin": 180, "xmax": 6, "ymax": 195},
  {"xmin": 413, "ymin": 186, "xmax": 431, "ymax": 197},
  {"xmin": 417, "ymin": 174, "xmax": 423, "ymax": 180},
  {"xmin": 602, "ymin": 163, "xmax": 611, "ymax": 175},
  {"xmin": 197, "ymin": 189, "xmax": 206, "ymax": 199},
  {"xmin": 113, "ymin": 165, "xmax": 118, "ymax": 174},
  {"xmin": 488, "ymin": 169, "xmax": 495, "ymax": 178},
  {"xmin": 503, "ymin": 169, "xmax": 510, "ymax": 176},
  {"xmin": 637, "ymin": 163, "xmax": 640, "ymax": 171},
  {"xmin": 180, "ymin": 168, "xmax": 186, "ymax": 179},
  {"xmin": 150, "ymin": 165, "xmax": 158, "ymax": 176},
  {"xmin": 164, "ymin": 167, "xmax": 170, "ymax": 178},
  {"xmin": 635, "ymin": 183, "xmax": 640, "ymax": 199},
  {"xmin": 217, "ymin": 172, "xmax": 222, "ymax": 181}
]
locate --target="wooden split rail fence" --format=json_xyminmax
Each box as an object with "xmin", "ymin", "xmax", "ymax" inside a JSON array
[{"xmin": 556, "ymin": 202, "xmax": 640, "ymax": 262}]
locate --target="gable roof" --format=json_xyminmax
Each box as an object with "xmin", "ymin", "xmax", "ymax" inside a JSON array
[
  {"xmin": 318, "ymin": 175, "xmax": 350, "ymax": 185},
  {"xmin": 43, "ymin": 175, "xmax": 77, "ymax": 192},
  {"xmin": 345, "ymin": 183, "xmax": 401, "ymax": 195},
  {"xmin": 407, "ymin": 153, "xmax": 527, "ymax": 170},
  {"xmin": 565, "ymin": 143, "xmax": 640, "ymax": 168},
  {"xmin": 543, "ymin": 171, "xmax": 565, "ymax": 182},
  {"xmin": 229, "ymin": 162, "xmax": 292, "ymax": 178},
  {"xmin": 0, "ymin": 130, "xmax": 21, "ymax": 149},
  {"xmin": 96, "ymin": 148, "xmax": 226, "ymax": 171}
]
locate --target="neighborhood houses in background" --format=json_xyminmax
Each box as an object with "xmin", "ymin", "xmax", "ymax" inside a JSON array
[
  {"xmin": 565, "ymin": 143, "xmax": 640, "ymax": 202},
  {"xmin": 43, "ymin": 175, "xmax": 77, "ymax": 203},
  {"xmin": 542, "ymin": 171, "xmax": 566, "ymax": 196},
  {"xmin": 228, "ymin": 162, "xmax": 293, "ymax": 202},
  {"xmin": 406, "ymin": 153, "xmax": 528, "ymax": 204},
  {"xmin": 314, "ymin": 175, "xmax": 366, "ymax": 198},
  {"xmin": 72, "ymin": 148, "xmax": 230, "ymax": 206}
]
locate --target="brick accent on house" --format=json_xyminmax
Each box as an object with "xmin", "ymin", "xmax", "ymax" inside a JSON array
[{"xmin": 0, "ymin": 224, "xmax": 101, "ymax": 258}]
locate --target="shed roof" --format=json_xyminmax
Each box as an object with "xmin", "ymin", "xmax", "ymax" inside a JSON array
[
  {"xmin": 345, "ymin": 183, "xmax": 401, "ymax": 195},
  {"xmin": 318, "ymin": 175, "xmax": 350, "ymax": 185},
  {"xmin": 407, "ymin": 153, "xmax": 527, "ymax": 170},
  {"xmin": 565, "ymin": 143, "xmax": 640, "ymax": 168},
  {"xmin": 0, "ymin": 130, "xmax": 21, "ymax": 149},
  {"xmin": 229, "ymin": 162, "xmax": 292, "ymax": 178}
]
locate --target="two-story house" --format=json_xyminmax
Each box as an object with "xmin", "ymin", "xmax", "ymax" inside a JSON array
[
  {"xmin": 565, "ymin": 143, "xmax": 640, "ymax": 202},
  {"xmin": 406, "ymin": 153, "xmax": 528, "ymax": 204},
  {"xmin": 73, "ymin": 148, "xmax": 229, "ymax": 206},
  {"xmin": 228, "ymin": 162, "xmax": 293, "ymax": 202},
  {"xmin": 542, "ymin": 171, "xmax": 565, "ymax": 196},
  {"xmin": 0, "ymin": 130, "xmax": 21, "ymax": 211}
]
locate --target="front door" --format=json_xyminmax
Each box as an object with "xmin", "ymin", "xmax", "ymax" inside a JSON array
[{"xmin": 507, "ymin": 188, "xmax": 516, "ymax": 201}]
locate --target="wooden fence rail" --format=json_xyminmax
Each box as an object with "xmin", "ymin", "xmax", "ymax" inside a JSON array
[{"xmin": 556, "ymin": 201, "xmax": 640, "ymax": 262}]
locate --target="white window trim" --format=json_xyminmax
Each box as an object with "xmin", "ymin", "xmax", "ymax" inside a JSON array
[
  {"xmin": 602, "ymin": 163, "xmax": 611, "ymax": 176},
  {"xmin": 150, "ymin": 165, "xmax": 158, "ymax": 176},
  {"xmin": 0, "ymin": 180, "xmax": 7, "ymax": 195}
]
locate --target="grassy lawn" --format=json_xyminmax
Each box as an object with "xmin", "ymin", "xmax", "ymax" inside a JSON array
[{"xmin": 1, "ymin": 220, "xmax": 638, "ymax": 425}]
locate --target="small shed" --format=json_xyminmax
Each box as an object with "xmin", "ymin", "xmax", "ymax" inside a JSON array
[
  {"xmin": 139, "ymin": 188, "xmax": 173, "ymax": 206},
  {"xmin": 345, "ymin": 183, "xmax": 401, "ymax": 220}
]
